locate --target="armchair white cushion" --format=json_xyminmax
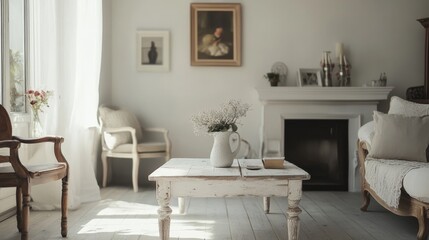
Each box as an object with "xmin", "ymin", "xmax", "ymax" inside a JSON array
[
  {"xmin": 98, "ymin": 106, "xmax": 171, "ymax": 192},
  {"xmin": 99, "ymin": 106, "xmax": 143, "ymax": 149},
  {"xmin": 112, "ymin": 142, "xmax": 166, "ymax": 153}
]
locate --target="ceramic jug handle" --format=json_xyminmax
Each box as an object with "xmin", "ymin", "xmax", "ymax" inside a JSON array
[{"xmin": 231, "ymin": 132, "xmax": 241, "ymax": 158}]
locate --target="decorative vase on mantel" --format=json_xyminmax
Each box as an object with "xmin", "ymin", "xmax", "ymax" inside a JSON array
[
  {"xmin": 31, "ymin": 111, "xmax": 43, "ymax": 138},
  {"xmin": 210, "ymin": 131, "xmax": 241, "ymax": 168},
  {"xmin": 321, "ymin": 51, "xmax": 334, "ymax": 87}
]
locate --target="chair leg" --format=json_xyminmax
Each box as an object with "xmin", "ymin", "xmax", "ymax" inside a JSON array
[
  {"xmin": 178, "ymin": 197, "xmax": 185, "ymax": 214},
  {"xmin": 21, "ymin": 181, "xmax": 30, "ymax": 240},
  {"xmin": 61, "ymin": 177, "xmax": 68, "ymax": 237},
  {"xmin": 101, "ymin": 151, "xmax": 108, "ymax": 188},
  {"xmin": 263, "ymin": 197, "xmax": 271, "ymax": 214},
  {"xmin": 16, "ymin": 187, "xmax": 22, "ymax": 232},
  {"xmin": 416, "ymin": 206, "xmax": 429, "ymax": 240},
  {"xmin": 132, "ymin": 155, "xmax": 139, "ymax": 192},
  {"xmin": 360, "ymin": 189, "xmax": 371, "ymax": 211}
]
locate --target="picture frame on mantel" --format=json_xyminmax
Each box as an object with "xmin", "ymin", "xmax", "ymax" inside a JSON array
[
  {"xmin": 298, "ymin": 68, "xmax": 323, "ymax": 87},
  {"xmin": 190, "ymin": 3, "xmax": 241, "ymax": 66},
  {"xmin": 136, "ymin": 30, "xmax": 170, "ymax": 72}
]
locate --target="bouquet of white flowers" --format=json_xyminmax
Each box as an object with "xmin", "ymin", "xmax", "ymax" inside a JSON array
[{"xmin": 191, "ymin": 100, "xmax": 250, "ymax": 134}]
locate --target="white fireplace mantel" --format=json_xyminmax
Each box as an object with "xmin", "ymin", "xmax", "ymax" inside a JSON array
[
  {"xmin": 256, "ymin": 86, "xmax": 394, "ymax": 103},
  {"xmin": 255, "ymin": 86, "xmax": 394, "ymax": 192}
]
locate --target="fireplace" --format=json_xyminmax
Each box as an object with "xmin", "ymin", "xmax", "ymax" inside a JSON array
[
  {"xmin": 256, "ymin": 86, "xmax": 393, "ymax": 192},
  {"xmin": 284, "ymin": 119, "xmax": 348, "ymax": 190}
]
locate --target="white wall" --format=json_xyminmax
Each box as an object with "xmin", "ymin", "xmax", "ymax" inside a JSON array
[{"xmin": 101, "ymin": 0, "xmax": 429, "ymax": 185}]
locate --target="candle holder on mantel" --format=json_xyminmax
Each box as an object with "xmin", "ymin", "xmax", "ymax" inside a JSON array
[
  {"xmin": 337, "ymin": 55, "xmax": 351, "ymax": 86},
  {"xmin": 320, "ymin": 51, "xmax": 335, "ymax": 87}
]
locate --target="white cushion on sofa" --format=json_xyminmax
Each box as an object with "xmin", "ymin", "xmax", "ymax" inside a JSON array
[
  {"xmin": 359, "ymin": 96, "xmax": 429, "ymax": 149},
  {"xmin": 368, "ymin": 111, "xmax": 429, "ymax": 162},
  {"xmin": 388, "ymin": 96, "xmax": 429, "ymax": 116},
  {"xmin": 357, "ymin": 121, "xmax": 374, "ymax": 150},
  {"xmin": 404, "ymin": 167, "xmax": 429, "ymax": 203}
]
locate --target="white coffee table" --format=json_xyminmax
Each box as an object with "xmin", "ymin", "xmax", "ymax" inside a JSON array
[{"xmin": 148, "ymin": 158, "xmax": 310, "ymax": 240}]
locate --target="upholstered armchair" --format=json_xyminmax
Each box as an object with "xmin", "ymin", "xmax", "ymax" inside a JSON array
[{"xmin": 98, "ymin": 106, "xmax": 171, "ymax": 192}]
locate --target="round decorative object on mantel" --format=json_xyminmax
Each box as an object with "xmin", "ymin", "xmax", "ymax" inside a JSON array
[{"xmin": 271, "ymin": 61, "xmax": 288, "ymax": 85}]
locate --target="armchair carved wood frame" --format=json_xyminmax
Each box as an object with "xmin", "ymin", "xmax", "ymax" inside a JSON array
[
  {"xmin": 358, "ymin": 141, "xmax": 429, "ymax": 240},
  {"xmin": 99, "ymin": 106, "xmax": 171, "ymax": 193},
  {"xmin": 0, "ymin": 105, "xmax": 69, "ymax": 240}
]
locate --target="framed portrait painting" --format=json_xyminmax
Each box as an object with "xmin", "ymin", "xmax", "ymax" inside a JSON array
[
  {"xmin": 298, "ymin": 68, "xmax": 323, "ymax": 87},
  {"xmin": 190, "ymin": 3, "xmax": 241, "ymax": 66},
  {"xmin": 136, "ymin": 30, "xmax": 170, "ymax": 72}
]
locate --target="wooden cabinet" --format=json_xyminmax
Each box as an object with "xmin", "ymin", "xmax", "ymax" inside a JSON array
[{"xmin": 418, "ymin": 17, "xmax": 429, "ymax": 100}]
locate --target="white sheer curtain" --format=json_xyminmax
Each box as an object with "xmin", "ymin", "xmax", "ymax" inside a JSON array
[{"xmin": 28, "ymin": 0, "xmax": 102, "ymax": 209}]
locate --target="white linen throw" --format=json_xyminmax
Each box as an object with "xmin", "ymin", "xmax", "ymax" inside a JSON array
[{"xmin": 365, "ymin": 158, "xmax": 429, "ymax": 208}]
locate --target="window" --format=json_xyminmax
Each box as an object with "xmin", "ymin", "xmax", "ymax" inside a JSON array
[{"xmin": 1, "ymin": 0, "xmax": 28, "ymax": 113}]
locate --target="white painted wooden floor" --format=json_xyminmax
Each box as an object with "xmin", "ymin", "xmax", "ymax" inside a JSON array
[{"xmin": 0, "ymin": 186, "xmax": 420, "ymax": 240}]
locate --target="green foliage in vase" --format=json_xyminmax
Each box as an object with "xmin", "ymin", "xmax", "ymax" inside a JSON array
[{"xmin": 264, "ymin": 72, "xmax": 280, "ymax": 83}]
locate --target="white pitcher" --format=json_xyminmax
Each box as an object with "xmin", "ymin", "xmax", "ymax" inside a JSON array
[{"xmin": 210, "ymin": 131, "xmax": 241, "ymax": 168}]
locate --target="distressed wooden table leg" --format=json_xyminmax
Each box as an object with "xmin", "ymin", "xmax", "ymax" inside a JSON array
[
  {"xmin": 156, "ymin": 181, "xmax": 172, "ymax": 240},
  {"xmin": 287, "ymin": 180, "xmax": 303, "ymax": 240},
  {"xmin": 263, "ymin": 197, "xmax": 270, "ymax": 213},
  {"xmin": 178, "ymin": 197, "xmax": 185, "ymax": 214}
]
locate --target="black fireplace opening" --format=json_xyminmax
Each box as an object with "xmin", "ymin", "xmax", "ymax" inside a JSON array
[{"xmin": 284, "ymin": 119, "xmax": 348, "ymax": 191}]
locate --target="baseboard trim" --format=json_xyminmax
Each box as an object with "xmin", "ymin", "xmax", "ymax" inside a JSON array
[{"xmin": 0, "ymin": 207, "xmax": 15, "ymax": 222}]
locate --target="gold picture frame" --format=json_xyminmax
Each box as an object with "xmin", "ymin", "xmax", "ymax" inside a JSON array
[{"xmin": 190, "ymin": 3, "xmax": 241, "ymax": 66}]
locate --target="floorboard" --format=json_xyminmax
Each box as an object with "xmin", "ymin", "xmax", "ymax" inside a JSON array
[{"xmin": 0, "ymin": 186, "xmax": 421, "ymax": 240}]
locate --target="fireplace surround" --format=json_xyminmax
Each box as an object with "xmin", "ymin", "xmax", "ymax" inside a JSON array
[{"xmin": 256, "ymin": 86, "xmax": 393, "ymax": 192}]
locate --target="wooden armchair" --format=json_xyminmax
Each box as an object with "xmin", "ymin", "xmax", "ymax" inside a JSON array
[
  {"xmin": 98, "ymin": 106, "xmax": 171, "ymax": 192},
  {"xmin": 0, "ymin": 105, "xmax": 68, "ymax": 240}
]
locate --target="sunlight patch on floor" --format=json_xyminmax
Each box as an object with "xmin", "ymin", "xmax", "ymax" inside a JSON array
[
  {"xmin": 78, "ymin": 218, "xmax": 215, "ymax": 238},
  {"xmin": 77, "ymin": 200, "xmax": 215, "ymax": 239},
  {"xmin": 97, "ymin": 200, "xmax": 163, "ymax": 216}
]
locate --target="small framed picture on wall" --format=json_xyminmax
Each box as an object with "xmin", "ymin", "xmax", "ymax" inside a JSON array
[
  {"xmin": 298, "ymin": 68, "xmax": 323, "ymax": 87},
  {"xmin": 136, "ymin": 30, "xmax": 170, "ymax": 72}
]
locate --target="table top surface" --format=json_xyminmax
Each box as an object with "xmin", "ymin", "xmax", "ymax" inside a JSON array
[{"xmin": 148, "ymin": 158, "xmax": 310, "ymax": 181}]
